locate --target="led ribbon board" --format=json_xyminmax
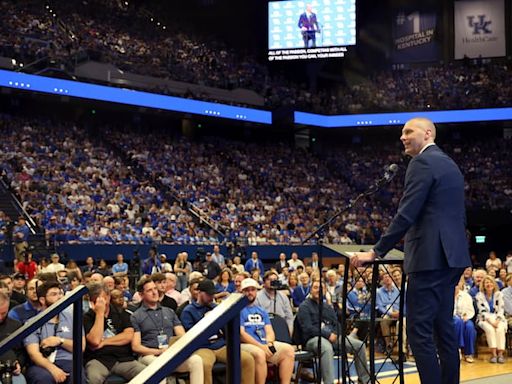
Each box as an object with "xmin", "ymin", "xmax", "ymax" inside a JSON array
[
  {"xmin": 295, "ymin": 108, "xmax": 512, "ymax": 127},
  {"xmin": 0, "ymin": 69, "xmax": 272, "ymax": 125}
]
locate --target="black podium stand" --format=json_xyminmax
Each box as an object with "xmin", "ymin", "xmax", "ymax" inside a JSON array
[{"xmin": 323, "ymin": 244, "xmax": 406, "ymax": 384}]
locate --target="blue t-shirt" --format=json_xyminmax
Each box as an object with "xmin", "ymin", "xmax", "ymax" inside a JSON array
[{"xmin": 240, "ymin": 305, "xmax": 270, "ymax": 344}]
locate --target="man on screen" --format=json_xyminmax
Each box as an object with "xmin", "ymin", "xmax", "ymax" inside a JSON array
[{"xmin": 298, "ymin": 3, "xmax": 320, "ymax": 48}]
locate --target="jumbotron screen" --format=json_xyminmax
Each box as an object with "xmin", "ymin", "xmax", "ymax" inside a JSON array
[{"xmin": 268, "ymin": 0, "xmax": 356, "ymax": 61}]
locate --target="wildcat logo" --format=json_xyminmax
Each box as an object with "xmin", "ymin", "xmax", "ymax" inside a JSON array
[
  {"xmin": 248, "ymin": 314, "xmax": 263, "ymax": 323},
  {"xmin": 467, "ymin": 15, "xmax": 492, "ymax": 34}
]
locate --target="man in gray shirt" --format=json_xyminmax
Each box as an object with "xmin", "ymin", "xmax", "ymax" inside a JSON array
[
  {"xmin": 255, "ymin": 271, "xmax": 294, "ymax": 333},
  {"xmin": 130, "ymin": 277, "xmax": 203, "ymax": 384}
]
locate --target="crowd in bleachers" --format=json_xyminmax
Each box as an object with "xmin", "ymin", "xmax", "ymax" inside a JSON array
[
  {"xmin": 0, "ymin": 114, "xmax": 215, "ymax": 246},
  {"xmin": 2, "ymin": 247, "xmax": 512, "ymax": 383},
  {"xmin": 1, "ymin": 1, "xmax": 512, "ymax": 114},
  {"xmin": 1, "ymin": 114, "xmax": 511, "ymax": 246}
]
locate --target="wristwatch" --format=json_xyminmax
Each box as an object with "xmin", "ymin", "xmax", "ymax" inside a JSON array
[{"xmin": 59, "ymin": 337, "xmax": 65, "ymax": 346}]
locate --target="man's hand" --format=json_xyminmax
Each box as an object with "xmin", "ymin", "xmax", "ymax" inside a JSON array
[
  {"xmin": 40, "ymin": 336, "xmax": 62, "ymax": 349},
  {"xmin": 13, "ymin": 361, "xmax": 21, "ymax": 376},
  {"xmin": 90, "ymin": 296, "xmax": 107, "ymax": 314},
  {"xmin": 49, "ymin": 365, "xmax": 69, "ymax": 383},
  {"xmin": 328, "ymin": 333, "xmax": 337, "ymax": 343},
  {"xmin": 350, "ymin": 250, "xmax": 376, "ymax": 268},
  {"xmin": 260, "ymin": 344, "xmax": 274, "ymax": 359}
]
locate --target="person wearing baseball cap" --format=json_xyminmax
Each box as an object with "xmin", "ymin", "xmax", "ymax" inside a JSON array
[
  {"xmin": 181, "ymin": 279, "xmax": 255, "ymax": 384},
  {"xmin": 239, "ymin": 279, "xmax": 294, "ymax": 384}
]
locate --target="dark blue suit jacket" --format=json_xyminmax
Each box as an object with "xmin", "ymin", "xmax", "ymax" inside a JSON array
[{"xmin": 374, "ymin": 145, "xmax": 470, "ymax": 273}]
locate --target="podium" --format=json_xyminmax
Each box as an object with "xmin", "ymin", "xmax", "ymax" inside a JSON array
[{"xmin": 323, "ymin": 244, "xmax": 406, "ymax": 384}]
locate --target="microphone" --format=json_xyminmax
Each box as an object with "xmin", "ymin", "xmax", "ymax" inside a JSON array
[
  {"xmin": 374, "ymin": 164, "xmax": 399, "ymax": 188},
  {"xmin": 383, "ymin": 163, "xmax": 399, "ymax": 182}
]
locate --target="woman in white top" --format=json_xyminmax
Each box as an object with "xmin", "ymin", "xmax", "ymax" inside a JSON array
[
  {"xmin": 453, "ymin": 278, "xmax": 477, "ymax": 362},
  {"xmin": 485, "ymin": 251, "xmax": 502, "ymax": 273},
  {"xmin": 475, "ymin": 275, "xmax": 508, "ymax": 363}
]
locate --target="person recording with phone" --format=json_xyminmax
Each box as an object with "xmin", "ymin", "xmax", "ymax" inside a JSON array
[{"xmin": 298, "ymin": 3, "xmax": 320, "ymax": 48}]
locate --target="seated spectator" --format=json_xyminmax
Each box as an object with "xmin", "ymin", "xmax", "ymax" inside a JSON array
[
  {"xmin": 24, "ymin": 281, "xmax": 86, "ymax": 384},
  {"xmin": 80, "ymin": 257, "xmax": 97, "ymax": 274},
  {"xmin": 181, "ymin": 279, "xmax": 255, "ymax": 384},
  {"xmin": 83, "ymin": 282, "xmax": 145, "ymax": 383},
  {"xmin": 239, "ymin": 278, "xmax": 294, "ymax": 384},
  {"xmin": 291, "ymin": 272, "xmax": 310, "ymax": 308},
  {"xmin": 9, "ymin": 278, "xmax": 41, "ymax": 323},
  {"xmin": 130, "ymin": 277, "xmax": 204, "ymax": 383},
  {"xmin": 12, "ymin": 273, "xmax": 27, "ymax": 303},
  {"xmin": 214, "ymin": 268, "xmax": 235, "ymax": 301},
  {"xmin": 0, "ymin": 275, "xmax": 22, "ymax": 308},
  {"xmin": 0, "ymin": 291, "xmax": 26, "ymax": 384},
  {"xmin": 287, "ymin": 252, "xmax": 305, "ymax": 272},
  {"xmin": 233, "ymin": 272, "xmax": 250, "ymax": 293},
  {"xmin": 151, "ymin": 273, "xmax": 177, "ymax": 311},
  {"xmin": 45, "ymin": 254, "xmax": 65, "ymax": 274},
  {"xmin": 376, "ymin": 272, "xmax": 400, "ymax": 352},
  {"xmin": 469, "ymin": 269, "xmax": 486, "ymax": 297},
  {"xmin": 255, "ymin": 271, "xmax": 294, "ymax": 333},
  {"xmin": 297, "ymin": 280, "xmax": 370, "ymax": 384},
  {"xmin": 164, "ymin": 272, "xmax": 181, "ymax": 304},
  {"xmin": 500, "ymin": 274, "xmax": 512, "ymax": 328},
  {"xmin": 96, "ymin": 259, "xmax": 111, "ymax": 277},
  {"xmin": 475, "ymin": 275, "xmax": 508, "ymax": 363},
  {"xmin": 453, "ymin": 278, "xmax": 476, "ymax": 363},
  {"xmin": 485, "ymin": 251, "xmax": 502, "ymax": 273}
]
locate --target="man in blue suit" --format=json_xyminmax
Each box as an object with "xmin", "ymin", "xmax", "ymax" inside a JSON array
[
  {"xmin": 351, "ymin": 117, "xmax": 470, "ymax": 384},
  {"xmin": 298, "ymin": 3, "xmax": 319, "ymax": 48}
]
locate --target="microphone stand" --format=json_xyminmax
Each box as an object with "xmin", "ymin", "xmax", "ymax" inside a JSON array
[{"xmin": 302, "ymin": 166, "xmax": 398, "ymax": 384}]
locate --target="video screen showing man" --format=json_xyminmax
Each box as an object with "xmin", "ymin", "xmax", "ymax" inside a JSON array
[{"xmin": 298, "ymin": 3, "xmax": 320, "ymax": 48}]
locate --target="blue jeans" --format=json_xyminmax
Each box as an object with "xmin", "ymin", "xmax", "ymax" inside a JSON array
[
  {"xmin": 305, "ymin": 335, "xmax": 370, "ymax": 384},
  {"xmin": 0, "ymin": 373, "xmax": 26, "ymax": 384}
]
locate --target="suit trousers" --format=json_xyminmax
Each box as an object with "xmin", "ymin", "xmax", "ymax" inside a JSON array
[{"xmin": 406, "ymin": 268, "xmax": 464, "ymax": 384}]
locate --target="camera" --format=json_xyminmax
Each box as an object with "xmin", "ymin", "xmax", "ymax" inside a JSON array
[
  {"xmin": 270, "ymin": 280, "xmax": 288, "ymax": 290},
  {"xmin": 40, "ymin": 346, "xmax": 56, "ymax": 358},
  {"xmin": 0, "ymin": 360, "xmax": 15, "ymax": 384}
]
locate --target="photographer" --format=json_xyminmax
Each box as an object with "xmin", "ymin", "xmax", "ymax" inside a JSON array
[
  {"xmin": 254, "ymin": 271, "xmax": 294, "ymax": 333},
  {"xmin": 23, "ymin": 282, "xmax": 85, "ymax": 384},
  {"xmin": 0, "ymin": 292, "xmax": 26, "ymax": 384}
]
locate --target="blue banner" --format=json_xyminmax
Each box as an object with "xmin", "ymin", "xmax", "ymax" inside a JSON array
[{"xmin": 392, "ymin": 10, "xmax": 439, "ymax": 63}]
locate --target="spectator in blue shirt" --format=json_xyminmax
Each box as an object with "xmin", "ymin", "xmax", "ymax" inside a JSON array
[
  {"xmin": 244, "ymin": 252, "xmax": 264, "ymax": 276},
  {"xmin": 112, "ymin": 253, "xmax": 129, "ymax": 274},
  {"xmin": 376, "ymin": 272, "xmax": 400, "ymax": 351}
]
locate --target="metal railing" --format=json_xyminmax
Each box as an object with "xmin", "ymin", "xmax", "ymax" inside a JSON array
[
  {"xmin": 0, "ymin": 285, "xmax": 88, "ymax": 384},
  {"xmin": 129, "ymin": 293, "xmax": 248, "ymax": 384}
]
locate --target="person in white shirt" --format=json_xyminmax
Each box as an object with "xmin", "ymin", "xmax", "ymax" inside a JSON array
[
  {"xmin": 453, "ymin": 278, "xmax": 476, "ymax": 363},
  {"xmin": 160, "ymin": 254, "xmax": 173, "ymax": 272},
  {"xmin": 504, "ymin": 252, "xmax": 512, "ymax": 274},
  {"xmin": 485, "ymin": 251, "xmax": 502, "ymax": 273},
  {"xmin": 475, "ymin": 275, "xmax": 508, "ymax": 363},
  {"xmin": 45, "ymin": 253, "xmax": 65, "ymax": 274},
  {"xmin": 286, "ymin": 252, "xmax": 304, "ymax": 272}
]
